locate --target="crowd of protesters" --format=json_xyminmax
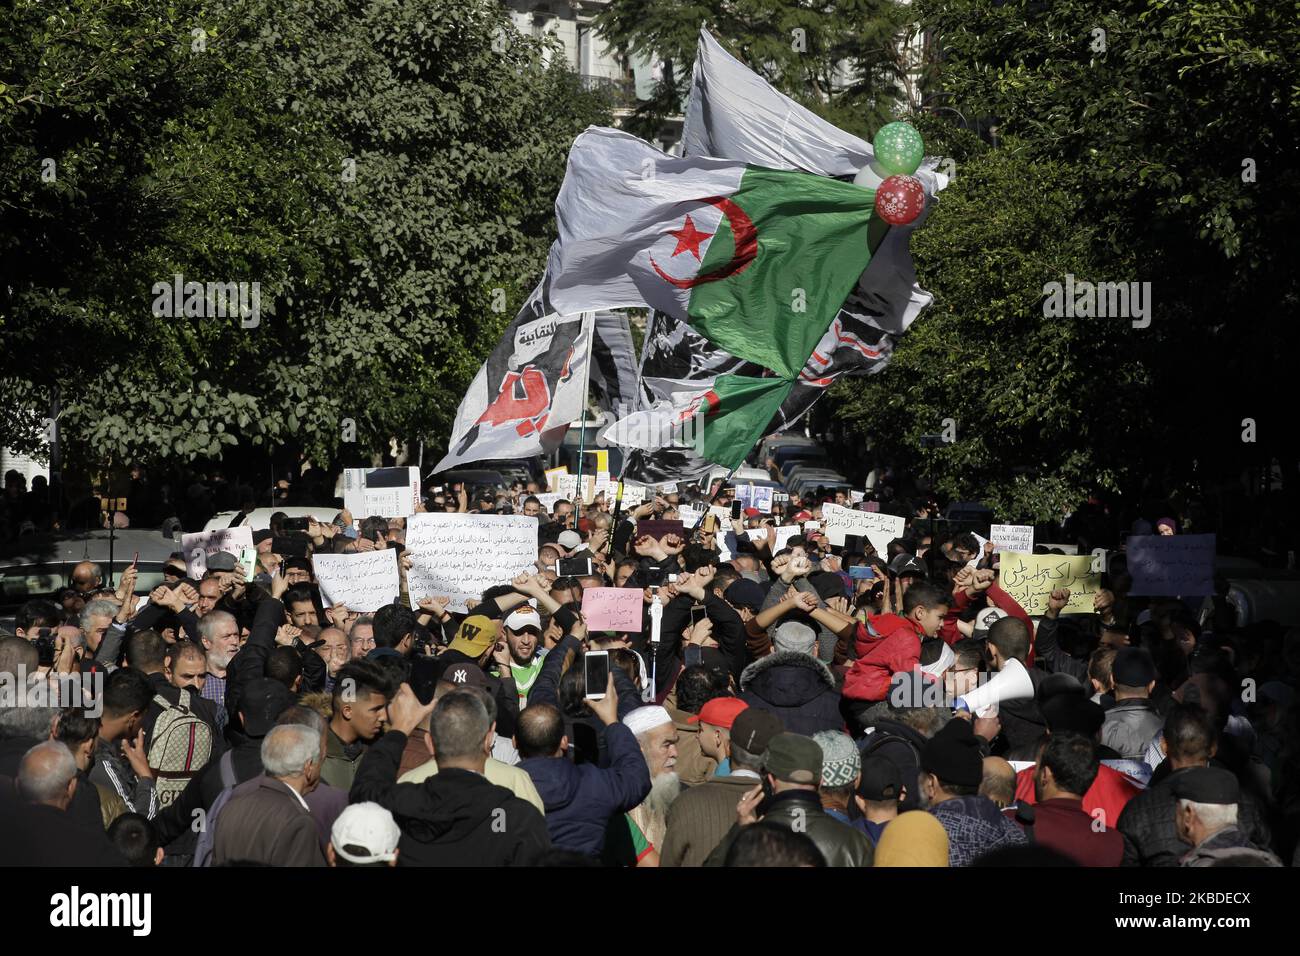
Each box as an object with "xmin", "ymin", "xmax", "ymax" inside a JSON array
[{"xmin": 1, "ymin": 469, "xmax": 1298, "ymax": 868}]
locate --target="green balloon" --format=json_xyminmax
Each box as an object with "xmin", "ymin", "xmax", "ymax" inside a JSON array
[{"xmin": 873, "ymin": 122, "xmax": 924, "ymax": 176}]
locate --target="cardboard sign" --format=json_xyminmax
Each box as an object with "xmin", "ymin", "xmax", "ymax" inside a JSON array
[
  {"xmin": 544, "ymin": 467, "xmax": 568, "ymax": 491},
  {"xmin": 554, "ymin": 474, "xmax": 579, "ymax": 502},
  {"xmin": 990, "ymin": 524, "xmax": 1034, "ymax": 554},
  {"xmin": 181, "ymin": 527, "xmax": 255, "ymax": 579},
  {"xmin": 581, "ymin": 587, "xmax": 644, "ymax": 633},
  {"xmin": 748, "ymin": 525, "xmax": 802, "ymax": 553},
  {"xmin": 708, "ymin": 504, "xmax": 732, "ymax": 521},
  {"xmin": 405, "ymin": 513, "xmax": 539, "ymax": 613},
  {"xmin": 821, "ymin": 504, "xmax": 906, "ymax": 554},
  {"xmin": 675, "ymin": 504, "xmax": 702, "ymax": 527},
  {"xmin": 1127, "ymin": 533, "xmax": 1216, "ymax": 597},
  {"xmin": 636, "ymin": 519, "xmax": 685, "ymax": 543},
  {"xmin": 998, "ymin": 552, "xmax": 1099, "ymax": 615},
  {"xmin": 343, "ymin": 466, "xmax": 421, "ymax": 518},
  {"xmin": 312, "ymin": 549, "xmax": 400, "ymax": 612}
]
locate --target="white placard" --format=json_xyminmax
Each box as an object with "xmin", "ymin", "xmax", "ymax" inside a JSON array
[
  {"xmin": 676, "ymin": 504, "xmax": 703, "ymax": 527},
  {"xmin": 990, "ymin": 524, "xmax": 1034, "ymax": 554},
  {"xmin": 343, "ymin": 466, "xmax": 421, "ymax": 518},
  {"xmin": 747, "ymin": 525, "xmax": 803, "ymax": 553},
  {"xmin": 554, "ymin": 474, "xmax": 579, "ymax": 502},
  {"xmin": 405, "ymin": 513, "xmax": 539, "ymax": 612},
  {"xmin": 312, "ymin": 549, "xmax": 400, "ymax": 612},
  {"xmin": 709, "ymin": 504, "xmax": 732, "ymax": 521},
  {"xmin": 751, "ymin": 486, "xmax": 774, "ymax": 513},
  {"xmin": 533, "ymin": 492, "xmax": 562, "ymax": 513},
  {"xmin": 619, "ymin": 483, "xmax": 648, "ymax": 510},
  {"xmin": 850, "ymin": 490, "xmax": 865, "ymax": 504},
  {"xmin": 1038, "ymin": 542, "xmax": 1079, "ymax": 555},
  {"xmin": 181, "ymin": 527, "xmax": 254, "ymax": 579},
  {"xmin": 821, "ymin": 503, "xmax": 906, "ymax": 553}
]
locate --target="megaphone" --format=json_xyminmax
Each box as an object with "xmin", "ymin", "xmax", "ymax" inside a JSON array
[{"xmin": 957, "ymin": 658, "xmax": 1035, "ymax": 716}]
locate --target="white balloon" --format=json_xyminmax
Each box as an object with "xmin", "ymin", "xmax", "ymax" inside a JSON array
[{"xmin": 852, "ymin": 160, "xmax": 889, "ymax": 191}]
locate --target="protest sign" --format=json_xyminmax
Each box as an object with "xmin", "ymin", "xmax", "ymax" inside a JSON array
[
  {"xmin": 821, "ymin": 503, "xmax": 906, "ymax": 553},
  {"xmin": 708, "ymin": 504, "xmax": 732, "ymax": 521},
  {"xmin": 990, "ymin": 524, "xmax": 1034, "ymax": 554},
  {"xmin": 1127, "ymin": 533, "xmax": 1216, "ymax": 596},
  {"xmin": 751, "ymin": 485, "xmax": 774, "ymax": 513},
  {"xmin": 555, "ymin": 474, "xmax": 579, "ymax": 502},
  {"xmin": 343, "ymin": 466, "xmax": 421, "ymax": 518},
  {"xmin": 619, "ymin": 483, "xmax": 648, "ymax": 510},
  {"xmin": 544, "ymin": 466, "xmax": 568, "ymax": 491},
  {"xmin": 581, "ymin": 587, "xmax": 644, "ymax": 633},
  {"xmin": 658, "ymin": 482, "xmax": 679, "ymax": 494},
  {"xmin": 748, "ymin": 525, "xmax": 802, "ymax": 553},
  {"xmin": 636, "ymin": 519, "xmax": 686, "ymax": 542},
  {"xmin": 312, "ymin": 549, "xmax": 400, "ymax": 612},
  {"xmin": 998, "ymin": 552, "xmax": 1099, "ymax": 615},
  {"xmin": 405, "ymin": 514, "xmax": 538, "ymax": 612},
  {"xmin": 181, "ymin": 527, "xmax": 255, "ymax": 579},
  {"xmin": 534, "ymin": 492, "xmax": 562, "ymax": 513},
  {"xmin": 676, "ymin": 504, "xmax": 702, "ymax": 527},
  {"xmin": 850, "ymin": 491, "xmax": 865, "ymax": 504}
]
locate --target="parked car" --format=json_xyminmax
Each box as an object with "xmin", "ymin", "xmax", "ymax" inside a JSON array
[{"xmin": 202, "ymin": 506, "xmax": 336, "ymax": 532}]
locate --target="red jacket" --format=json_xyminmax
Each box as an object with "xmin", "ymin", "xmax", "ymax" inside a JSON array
[
  {"xmin": 841, "ymin": 614, "xmax": 924, "ymax": 702},
  {"xmin": 1009, "ymin": 797, "xmax": 1124, "ymax": 866},
  {"xmin": 1013, "ymin": 763, "xmax": 1141, "ymax": 830},
  {"xmin": 942, "ymin": 584, "xmax": 1037, "ymax": 667}
]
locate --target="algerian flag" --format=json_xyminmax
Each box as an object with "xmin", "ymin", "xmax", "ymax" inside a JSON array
[{"xmin": 546, "ymin": 126, "xmax": 883, "ymax": 468}]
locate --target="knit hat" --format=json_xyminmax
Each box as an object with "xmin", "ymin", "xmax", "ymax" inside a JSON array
[
  {"xmin": 873, "ymin": 811, "xmax": 950, "ymax": 867},
  {"xmin": 773, "ymin": 621, "xmax": 817, "ymax": 655},
  {"xmin": 1041, "ymin": 692, "xmax": 1105, "ymax": 737},
  {"xmin": 724, "ymin": 578, "xmax": 764, "ymax": 613},
  {"xmin": 812, "ymin": 731, "xmax": 861, "ymax": 789},
  {"xmin": 919, "ymin": 718, "xmax": 984, "ymax": 788}
]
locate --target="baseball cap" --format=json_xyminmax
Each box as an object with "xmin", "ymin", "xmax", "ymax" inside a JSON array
[
  {"xmin": 440, "ymin": 660, "xmax": 489, "ymax": 689},
  {"xmin": 688, "ymin": 696, "xmax": 749, "ymax": 728},
  {"xmin": 503, "ymin": 606, "xmax": 542, "ymax": 633},
  {"xmin": 729, "ymin": 707, "xmax": 783, "ymax": 755},
  {"xmin": 557, "ymin": 530, "xmax": 583, "ymax": 550},
  {"xmin": 206, "ymin": 551, "xmax": 238, "ymax": 572},
  {"xmin": 857, "ymin": 754, "xmax": 903, "ymax": 801},
  {"xmin": 765, "ymin": 732, "xmax": 823, "ymax": 785},
  {"xmin": 724, "ymin": 578, "xmax": 764, "ymax": 613},
  {"xmin": 972, "ymin": 606, "xmax": 1007, "ymax": 637},
  {"xmin": 446, "ymin": 615, "xmax": 498, "ymax": 657},
  {"xmin": 239, "ymin": 678, "xmax": 294, "ymax": 737},
  {"xmin": 330, "ymin": 802, "xmax": 401, "ymax": 864},
  {"xmin": 888, "ymin": 553, "xmax": 926, "ymax": 577}
]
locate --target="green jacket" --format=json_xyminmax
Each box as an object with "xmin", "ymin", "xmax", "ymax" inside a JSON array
[{"xmin": 320, "ymin": 727, "xmax": 367, "ymax": 793}]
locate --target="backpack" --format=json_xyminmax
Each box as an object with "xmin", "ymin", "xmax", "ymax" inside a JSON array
[
  {"xmin": 148, "ymin": 690, "xmax": 214, "ymax": 808},
  {"xmin": 192, "ymin": 751, "xmax": 238, "ymax": 868}
]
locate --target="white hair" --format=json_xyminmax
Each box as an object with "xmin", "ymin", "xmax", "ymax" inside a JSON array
[
  {"xmin": 18, "ymin": 740, "xmax": 77, "ymax": 803},
  {"xmin": 260, "ymin": 724, "xmax": 323, "ymax": 778},
  {"xmin": 1178, "ymin": 798, "xmax": 1238, "ymax": 833},
  {"xmin": 79, "ymin": 599, "xmax": 118, "ymax": 631},
  {"xmin": 197, "ymin": 611, "xmax": 236, "ymax": 643}
]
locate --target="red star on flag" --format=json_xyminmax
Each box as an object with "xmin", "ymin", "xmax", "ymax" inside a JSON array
[{"xmin": 667, "ymin": 214, "xmax": 713, "ymax": 260}]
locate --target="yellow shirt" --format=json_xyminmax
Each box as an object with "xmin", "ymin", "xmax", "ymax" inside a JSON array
[{"xmin": 398, "ymin": 757, "xmax": 545, "ymax": 815}]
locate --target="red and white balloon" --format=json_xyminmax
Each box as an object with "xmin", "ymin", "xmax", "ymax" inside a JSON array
[{"xmin": 873, "ymin": 175, "xmax": 926, "ymax": 226}]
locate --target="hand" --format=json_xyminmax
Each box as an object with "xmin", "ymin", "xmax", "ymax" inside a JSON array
[
  {"xmin": 149, "ymin": 585, "xmax": 172, "ymax": 608},
  {"xmin": 1047, "ymin": 587, "xmax": 1071, "ymax": 617},
  {"xmin": 388, "ymin": 683, "xmax": 436, "ymax": 736},
  {"xmin": 400, "ymin": 553, "xmax": 413, "ymax": 574},
  {"xmin": 275, "ymin": 624, "xmax": 302, "ymax": 647},
  {"xmin": 115, "ymin": 566, "xmax": 138, "ymax": 605},
  {"xmin": 464, "ymin": 598, "xmax": 480, "ymax": 612},
  {"xmin": 177, "ymin": 583, "xmax": 199, "ymax": 607},
  {"xmin": 695, "ymin": 565, "xmax": 716, "ymax": 588},
  {"xmin": 354, "ymin": 536, "xmax": 376, "ymax": 553},
  {"xmin": 589, "ymin": 528, "xmax": 609, "ymax": 553},
  {"xmin": 634, "ymin": 535, "xmax": 666, "ymax": 561},
  {"xmin": 417, "ymin": 596, "xmax": 451, "ymax": 620},
  {"xmin": 819, "ymin": 555, "xmax": 841, "ymax": 574},
  {"xmin": 881, "ymin": 576, "xmax": 903, "ymax": 616},
  {"xmin": 827, "ymin": 595, "xmax": 849, "ymax": 616},
  {"xmin": 1094, "ymin": 589, "xmax": 1116, "ymax": 616},
  {"xmin": 737, "ymin": 784, "xmax": 764, "ymax": 826},
  {"xmin": 983, "ymin": 540, "xmax": 995, "ymax": 559},
  {"xmin": 585, "ymin": 673, "xmax": 619, "ymax": 725},
  {"xmin": 123, "ymin": 729, "xmax": 153, "ymax": 779},
  {"xmin": 684, "ymin": 617, "xmax": 715, "ymax": 647},
  {"xmin": 660, "ymin": 534, "xmax": 685, "ymax": 556},
  {"xmin": 953, "ymin": 566, "xmax": 974, "ymax": 592},
  {"xmin": 491, "ymin": 640, "xmax": 512, "ymax": 669},
  {"xmin": 787, "ymin": 554, "xmax": 812, "ymax": 580},
  {"xmin": 971, "ymin": 569, "xmax": 995, "ymax": 592},
  {"xmin": 794, "ymin": 591, "xmax": 820, "ymax": 613},
  {"xmin": 270, "ymin": 568, "xmax": 289, "ymax": 600},
  {"xmin": 569, "ymin": 613, "xmax": 588, "ymax": 643},
  {"xmin": 771, "ymin": 553, "xmax": 791, "ymax": 579}
]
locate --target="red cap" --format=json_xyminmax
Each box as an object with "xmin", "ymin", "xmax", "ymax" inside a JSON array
[
  {"xmin": 688, "ymin": 697, "xmax": 750, "ymax": 728},
  {"xmin": 743, "ymin": 507, "xmax": 760, "ymax": 518},
  {"xmin": 794, "ymin": 510, "xmax": 813, "ymax": 523}
]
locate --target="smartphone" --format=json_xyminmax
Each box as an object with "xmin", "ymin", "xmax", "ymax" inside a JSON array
[
  {"xmin": 584, "ymin": 650, "xmax": 610, "ymax": 699},
  {"xmin": 849, "ymin": 565, "xmax": 877, "ymax": 581},
  {"xmin": 702, "ymin": 514, "xmax": 717, "ymax": 534},
  {"xmin": 131, "ymin": 551, "xmax": 139, "ymax": 569},
  {"xmin": 731, "ymin": 501, "xmax": 742, "ymax": 521},
  {"xmin": 282, "ymin": 516, "xmax": 311, "ymax": 532},
  {"xmin": 558, "ymin": 557, "xmax": 593, "ymax": 577},
  {"xmin": 689, "ymin": 604, "xmax": 706, "ymax": 628}
]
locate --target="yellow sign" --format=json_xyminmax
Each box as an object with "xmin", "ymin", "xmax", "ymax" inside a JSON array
[{"xmin": 998, "ymin": 552, "xmax": 1099, "ymax": 615}]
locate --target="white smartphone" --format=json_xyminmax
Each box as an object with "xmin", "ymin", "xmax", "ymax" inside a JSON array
[{"xmin": 584, "ymin": 651, "xmax": 610, "ymax": 700}]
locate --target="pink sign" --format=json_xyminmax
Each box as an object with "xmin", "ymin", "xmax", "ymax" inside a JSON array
[{"xmin": 581, "ymin": 587, "xmax": 644, "ymax": 633}]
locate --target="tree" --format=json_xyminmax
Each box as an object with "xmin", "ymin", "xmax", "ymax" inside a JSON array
[{"xmin": 0, "ymin": 0, "xmax": 611, "ymax": 475}]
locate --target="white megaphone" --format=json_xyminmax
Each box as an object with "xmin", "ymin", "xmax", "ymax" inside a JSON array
[{"xmin": 957, "ymin": 658, "xmax": 1035, "ymax": 717}]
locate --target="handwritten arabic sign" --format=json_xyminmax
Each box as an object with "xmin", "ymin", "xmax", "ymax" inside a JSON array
[
  {"xmin": 405, "ymin": 513, "xmax": 538, "ymax": 613},
  {"xmin": 312, "ymin": 549, "xmax": 400, "ymax": 612},
  {"xmin": 999, "ymin": 552, "xmax": 1099, "ymax": 615},
  {"xmin": 1127, "ymin": 533, "xmax": 1216, "ymax": 596},
  {"xmin": 581, "ymin": 587, "xmax": 644, "ymax": 633},
  {"xmin": 181, "ymin": 527, "xmax": 254, "ymax": 579},
  {"xmin": 821, "ymin": 504, "xmax": 906, "ymax": 553}
]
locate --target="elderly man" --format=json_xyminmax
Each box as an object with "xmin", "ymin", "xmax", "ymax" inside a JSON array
[
  {"xmin": 6, "ymin": 741, "xmax": 126, "ymax": 866},
  {"xmin": 314, "ymin": 626, "xmax": 351, "ymax": 691},
  {"xmin": 1173, "ymin": 767, "xmax": 1282, "ymax": 866},
  {"xmin": 212, "ymin": 723, "xmax": 327, "ymax": 866},
  {"xmin": 71, "ymin": 561, "xmax": 103, "ymax": 595},
  {"xmin": 622, "ymin": 705, "xmax": 679, "ymax": 849},
  {"xmin": 197, "ymin": 611, "xmax": 240, "ymax": 731},
  {"xmin": 349, "ymin": 614, "xmax": 377, "ymax": 658}
]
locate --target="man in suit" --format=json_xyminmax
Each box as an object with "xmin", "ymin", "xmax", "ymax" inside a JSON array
[{"xmin": 212, "ymin": 723, "xmax": 327, "ymax": 866}]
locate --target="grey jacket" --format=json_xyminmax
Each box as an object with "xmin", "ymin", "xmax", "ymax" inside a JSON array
[
  {"xmin": 1101, "ymin": 698, "xmax": 1164, "ymax": 760},
  {"xmin": 1180, "ymin": 826, "xmax": 1283, "ymax": 867}
]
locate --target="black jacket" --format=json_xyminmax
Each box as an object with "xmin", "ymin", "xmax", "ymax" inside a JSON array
[
  {"xmin": 1031, "ymin": 618, "xmax": 1089, "ymax": 682},
  {"xmin": 527, "ymin": 634, "xmax": 641, "ymax": 767},
  {"xmin": 0, "ymin": 736, "xmax": 106, "ymax": 832},
  {"xmin": 706, "ymin": 789, "xmax": 875, "ymax": 867},
  {"xmin": 855, "ymin": 717, "xmax": 929, "ymax": 812},
  {"xmin": 739, "ymin": 652, "xmax": 844, "ymax": 736},
  {"xmin": 0, "ymin": 792, "xmax": 125, "ymax": 866},
  {"xmin": 350, "ymin": 731, "xmax": 550, "ymax": 866},
  {"xmin": 997, "ymin": 664, "xmax": 1049, "ymax": 760}
]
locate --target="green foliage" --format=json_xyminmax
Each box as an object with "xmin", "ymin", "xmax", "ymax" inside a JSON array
[
  {"xmin": 0, "ymin": 0, "xmax": 611, "ymax": 469},
  {"xmin": 835, "ymin": 0, "xmax": 1300, "ymax": 519}
]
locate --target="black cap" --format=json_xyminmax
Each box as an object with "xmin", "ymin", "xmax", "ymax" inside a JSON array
[
  {"xmin": 1041, "ymin": 693, "xmax": 1105, "ymax": 737},
  {"xmin": 889, "ymin": 553, "xmax": 926, "ymax": 578},
  {"xmin": 765, "ymin": 732, "xmax": 823, "ymax": 785},
  {"xmin": 1113, "ymin": 647, "xmax": 1156, "ymax": 687},
  {"xmin": 240, "ymin": 678, "xmax": 294, "ymax": 737},
  {"xmin": 730, "ymin": 707, "xmax": 784, "ymax": 755},
  {"xmin": 253, "ymin": 529, "xmax": 274, "ymax": 545},
  {"xmin": 857, "ymin": 754, "xmax": 903, "ymax": 801},
  {"xmin": 920, "ymin": 718, "xmax": 984, "ymax": 788},
  {"xmin": 206, "ymin": 551, "xmax": 238, "ymax": 572},
  {"xmin": 724, "ymin": 578, "xmax": 764, "ymax": 613},
  {"xmin": 1170, "ymin": 766, "xmax": 1239, "ymax": 805}
]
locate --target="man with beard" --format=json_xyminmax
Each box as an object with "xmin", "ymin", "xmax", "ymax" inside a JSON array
[
  {"xmin": 491, "ymin": 606, "xmax": 547, "ymax": 707},
  {"xmin": 621, "ymin": 705, "xmax": 679, "ymax": 850},
  {"xmin": 198, "ymin": 611, "xmax": 240, "ymax": 735}
]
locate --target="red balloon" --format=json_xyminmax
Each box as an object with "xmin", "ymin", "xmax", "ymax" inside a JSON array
[{"xmin": 874, "ymin": 175, "xmax": 926, "ymax": 225}]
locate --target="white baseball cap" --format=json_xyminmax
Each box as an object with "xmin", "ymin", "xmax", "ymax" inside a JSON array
[
  {"xmin": 973, "ymin": 606, "xmax": 1008, "ymax": 635},
  {"xmin": 504, "ymin": 606, "xmax": 542, "ymax": 633},
  {"xmin": 330, "ymin": 802, "xmax": 400, "ymax": 864},
  {"xmin": 557, "ymin": 530, "xmax": 583, "ymax": 550}
]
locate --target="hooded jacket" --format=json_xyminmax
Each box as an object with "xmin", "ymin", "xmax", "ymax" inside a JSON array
[
  {"xmin": 520, "ymin": 721, "xmax": 650, "ymax": 857},
  {"xmin": 739, "ymin": 651, "xmax": 843, "ymax": 736},
  {"xmin": 841, "ymin": 614, "xmax": 924, "ymax": 703},
  {"xmin": 350, "ymin": 731, "xmax": 550, "ymax": 867},
  {"xmin": 930, "ymin": 794, "xmax": 1028, "ymax": 866}
]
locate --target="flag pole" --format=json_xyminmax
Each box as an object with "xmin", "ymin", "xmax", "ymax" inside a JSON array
[
  {"xmin": 615, "ymin": 309, "xmax": 657, "ymax": 486},
  {"xmin": 688, "ymin": 462, "xmax": 738, "ymax": 542},
  {"xmin": 573, "ymin": 312, "xmax": 597, "ymax": 520}
]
